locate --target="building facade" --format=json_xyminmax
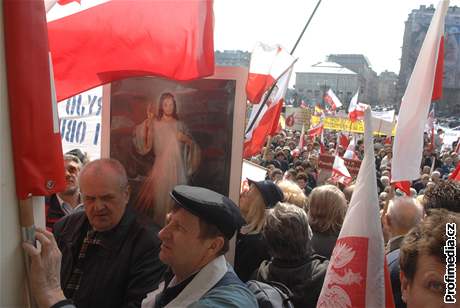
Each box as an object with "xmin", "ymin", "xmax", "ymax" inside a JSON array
[
  {"xmin": 215, "ymin": 50, "xmax": 250, "ymax": 67},
  {"xmin": 294, "ymin": 61, "xmax": 359, "ymax": 109},
  {"xmin": 399, "ymin": 4, "xmax": 460, "ymax": 117},
  {"xmin": 327, "ymin": 54, "xmax": 379, "ymax": 105},
  {"xmin": 377, "ymin": 70, "xmax": 398, "ymax": 107}
]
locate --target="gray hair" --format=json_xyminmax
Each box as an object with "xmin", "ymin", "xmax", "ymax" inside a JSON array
[
  {"xmin": 263, "ymin": 202, "xmax": 312, "ymax": 261},
  {"xmin": 63, "ymin": 154, "xmax": 82, "ymax": 167},
  {"xmin": 79, "ymin": 158, "xmax": 128, "ymax": 190},
  {"xmin": 387, "ymin": 196, "xmax": 423, "ymax": 233}
]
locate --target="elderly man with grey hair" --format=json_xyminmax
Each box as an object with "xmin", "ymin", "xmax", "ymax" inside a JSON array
[
  {"xmin": 254, "ymin": 202, "xmax": 328, "ymax": 308},
  {"xmin": 383, "ymin": 196, "xmax": 423, "ymax": 254}
]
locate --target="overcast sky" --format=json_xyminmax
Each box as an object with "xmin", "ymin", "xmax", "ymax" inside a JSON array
[{"xmin": 214, "ymin": 0, "xmax": 459, "ymax": 75}]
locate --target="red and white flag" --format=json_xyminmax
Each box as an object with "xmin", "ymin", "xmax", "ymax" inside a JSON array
[
  {"xmin": 324, "ymin": 89, "xmax": 342, "ymax": 110},
  {"xmin": 243, "ymin": 67, "xmax": 294, "ymax": 158},
  {"xmin": 318, "ymin": 106, "xmax": 394, "ymax": 308},
  {"xmin": 392, "ymin": 0, "xmax": 449, "ymax": 182},
  {"xmin": 343, "ymin": 135, "xmax": 359, "ymax": 160},
  {"xmin": 246, "ymin": 42, "xmax": 295, "ymax": 104},
  {"xmin": 332, "ymin": 155, "xmax": 351, "ymax": 180},
  {"xmin": 4, "ymin": 0, "xmax": 66, "ymax": 198},
  {"xmin": 47, "ymin": 0, "xmax": 215, "ymax": 101},
  {"xmin": 308, "ymin": 122, "xmax": 324, "ymax": 139},
  {"xmin": 348, "ymin": 88, "xmax": 365, "ymax": 122}
]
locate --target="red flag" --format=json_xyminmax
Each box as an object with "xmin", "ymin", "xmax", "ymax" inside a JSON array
[
  {"xmin": 47, "ymin": 0, "xmax": 215, "ymax": 101},
  {"xmin": 318, "ymin": 107, "xmax": 394, "ymax": 308},
  {"xmin": 394, "ymin": 181, "xmax": 411, "ymax": 196},
  {"xmin": 243, "ymin": 67, "xmax": 294, "ymax": 158},
  {"xmin": 339, "ymin": 133, "xmax": 350, "ymax": 149},
  {"xmin": 449, "ymin": 162, "xmax": 460, "ymax": 181},
  {"xmin": 245, "ymin": 42, "xmax": 295, "ymax": 104},
  {"xmin": 3, "ymin": 0, "xmax": 66, "ymax": 198},
  {"xmin": 432, "ymin": 36, "xmax": 444, "ymax": 101}
]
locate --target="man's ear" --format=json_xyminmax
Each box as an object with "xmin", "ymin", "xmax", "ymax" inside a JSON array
[
  {"xmin": 209, "ymin": 237, "xmax": 224, "ymax": 255},
  {"xmin": 400, "ymin": 271, "xmax": 410, "ymax": 303}
]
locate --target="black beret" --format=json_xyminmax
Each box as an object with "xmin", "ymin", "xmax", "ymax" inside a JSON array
[
  {"xmin": 170, "ymin": 185, "xmax": 245, "ymax": 239},
  {"xmin": 248, "ymin": 179, "xmax": 284, "ymax": 208}
]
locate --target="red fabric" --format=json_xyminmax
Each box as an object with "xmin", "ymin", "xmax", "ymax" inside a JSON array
[
  {"xmin": 384, "ymin": 256, "xmax": 396, "ymax": 308},
  {"xmin": 449, "ymin": 162, "xmax": 460, "ymax": 181},
  {"xmin": 246, "ymin": 73, "xmax": 276, "ymax": 104},
  {"xmin": 432, "ymin": 36, "xmax": 444, "ymax": 101},
  {"xmin": 339, "ymin": 133, "xmax": 350, "ymax": 149},
  {"xmin": 394, "ymin": 181, "xmax": 411, "ymax": 196},
  {"xmin": 48, "ymin": 0, "xmax": 215, "ymax": 101},
  {"xmin": 3, "ymin": 0, "xmax": 66, "ymax": 198},
  {"xmin": 308, "ymin": 123, "xmax": 324, "ymax": 138},
  {"xmin": 243, "ymin": 100, "xmax": 283, "ymax": 158},
  {"xmin": 57, "ymin": 0, "xmax": 80, "ymax": 5}
]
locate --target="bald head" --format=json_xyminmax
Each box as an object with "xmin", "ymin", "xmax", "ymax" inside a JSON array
[
  {"xmin": 79, "ymin": 158, "xmax": 128, "ymax": 190},
  {"xmin": 386, "ymin": 197, "xmax": 423, "ymax": 236}
]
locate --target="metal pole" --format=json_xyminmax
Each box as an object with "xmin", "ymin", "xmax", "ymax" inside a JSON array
[{"xmin": 245, "ymin": 0, "xmax": 323, "ymax": 136}]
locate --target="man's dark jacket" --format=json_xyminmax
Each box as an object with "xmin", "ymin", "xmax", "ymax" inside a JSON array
[{"xmin": 54, "ymin": 208, "xmax": 166, "ymax": 308}]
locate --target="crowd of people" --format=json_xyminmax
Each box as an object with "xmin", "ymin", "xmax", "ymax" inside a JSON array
[{"xmin": 23, "ymin": 124, "xmax": 460, "ymax": 308}]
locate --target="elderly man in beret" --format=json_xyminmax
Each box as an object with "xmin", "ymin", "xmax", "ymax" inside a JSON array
[{"xmin": 24, "ymin": 185, "xmax": 257, "ymax": 308}]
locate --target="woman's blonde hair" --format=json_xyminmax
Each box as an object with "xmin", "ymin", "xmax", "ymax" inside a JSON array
[
  {"xmin": 241, "ymin": 186, "xmax": 267, "ymax": 234},
  {"xmin": 277, "ymin": 180, "xmax": 307, "ymax": 209},
  {"xmin": 307, "ymin": 185, "xmax": 347, "ymax": 234}
]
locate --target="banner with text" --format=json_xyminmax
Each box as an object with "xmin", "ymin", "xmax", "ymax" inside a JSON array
[
  {"xmin": 58, "ymin": 87, "xmax": 102, "ymax": 160},
  {"xmin": 311, "ymin": 115, "xmax": 396, "ymax": 136}
]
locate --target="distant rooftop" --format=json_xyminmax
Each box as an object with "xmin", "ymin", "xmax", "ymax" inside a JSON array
[{"xmin": 296, "ymin": 61, "xmax": 357, "ymax": 75}]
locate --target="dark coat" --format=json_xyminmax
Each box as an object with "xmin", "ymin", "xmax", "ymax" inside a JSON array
[
  {"xmin": 54, "ymin": 208, "xmax": 166, "ymax": 308},
  {"xmin": 255, "ymin": 255, "xmax": 329, "ymax": 308},
  {"xmin": 45, "ymin": 194, "xmax": 66, "ymax": 231},
  {"xmin": 311, "ymin": 231, "xmax": 338, "ymax": 259},
  {"xmin": 234, "ymin": 232, "xmax": 270, "ymax": 282}
]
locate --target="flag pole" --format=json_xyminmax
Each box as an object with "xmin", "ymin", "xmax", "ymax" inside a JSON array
[
  {"xmin": 245, "ymin": 59, "xmax": 298, "ymax": 135},
  {"xmin": 245, "ymin": 0, "xmax": 322, "ymax": 136}
]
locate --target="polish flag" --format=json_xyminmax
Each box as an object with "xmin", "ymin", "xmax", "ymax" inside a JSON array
[
  {"xmin": 392, "ymin": 0, "xmax": 449, "ymax": 182},
  {"xmin": 3, "ymin": 0, "xmax": 66, "ymax": 198},
  {"xmin": 332, "ymin": 155, "xmax": 351, "ymax": 179},
  {"xmin": 246, "ymin": 42, "xmax": 295, "ymax": 104},
  {"xmin": 308, "ymin": 122, "xmax": 324, "ymax": 139},
  {"xmin": 46, "ymin": 0, "xmax": 215, "ymax": 101},
  {"xmin": 318, "ymin": 106, "xmax": 395, "ymax": 308},
  {"xmin": 243, "ymin": 66, "xmax": 294, "ymax": 158},
  {"xmin": 343, "ymin": 135, "xmax": 359, "ymax": 160},
  {"xmin": 348, "ymin": 89, "xmax": 365, "ymax": 122},
  {"xmin": 324, "ymin": 89, "xmax": 342, "ymax": 110}
]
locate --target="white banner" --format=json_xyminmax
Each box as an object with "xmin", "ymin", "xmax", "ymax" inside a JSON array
[
  {"xmin": 58, "ymin": 87, "xmax": 102, "ymax": 160},
  {"xmin": 241, "ymin": 160, "xmax": 268, "ymax": 193}
]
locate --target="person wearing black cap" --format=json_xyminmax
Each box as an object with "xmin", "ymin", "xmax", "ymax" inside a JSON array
[
  {"xmin": 141, "ymin": 185, "xmax": 258, "ymax": 307},
  {"xmin": 23, "ymin": 184, "xmax": 257, "ymax": 308},
  {"xmin": 234, "ymin": 179, "xmax": 284, "ymax": 282}
]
